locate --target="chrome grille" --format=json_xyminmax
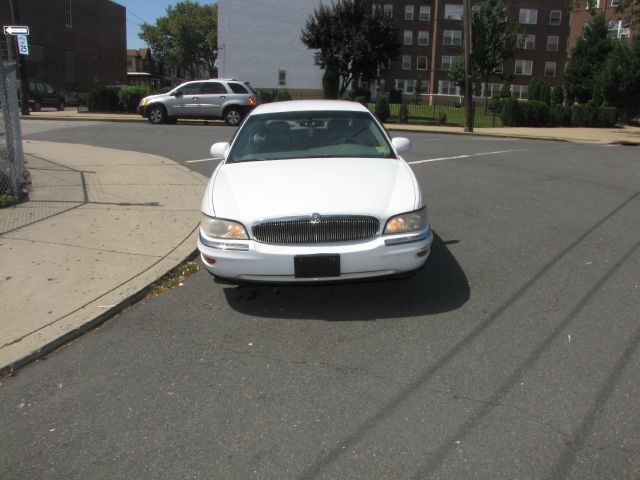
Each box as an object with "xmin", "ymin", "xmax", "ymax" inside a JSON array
[{"xmin": 252, "ymin": 216, "xmax": 380, "ymax": 244}]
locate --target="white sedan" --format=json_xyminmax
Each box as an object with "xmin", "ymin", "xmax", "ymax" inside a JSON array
[{"xmin": 197, "ymin": 100, "xmax": 433, "ymax": 282}]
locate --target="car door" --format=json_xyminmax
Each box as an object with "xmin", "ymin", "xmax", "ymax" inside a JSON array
[
  {"xmin": 169, "ymin": 82, "xmax": 203, "ymax": 117},
  {"xmin": 42, "ymin": 83, "xmax": 59, "ymax": 107},
  {"xmin": 198, "ymin": 82, "xmax": 228, "ymax": 118}
]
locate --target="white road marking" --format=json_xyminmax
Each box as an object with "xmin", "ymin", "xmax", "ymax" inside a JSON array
[
  {"xmin": 408, "ymin": 149, "xmax": 524, "ymax": 165},
  {"xmin": 185, "ymin": 157, "xmax": 220, "ymax": 163}
]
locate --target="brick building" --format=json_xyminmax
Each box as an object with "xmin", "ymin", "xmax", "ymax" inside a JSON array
[
  {"xmin": 569, "ymin": 0, "xmax": 638, "ymax": 49},
  {"xmin": 377, "ymin": 0, "xmax": 571, "ymax": 100},
  {"xmin": 0, "ymin": 0, "xmax": 126, "ymax": 93}
]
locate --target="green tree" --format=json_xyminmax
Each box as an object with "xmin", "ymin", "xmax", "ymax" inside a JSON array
[
  {"xmin": 564, "ymin": 13, "xmax": 613, "ymax": 103},
  {"xmin": 595, "ymin": 35, "xmax": 640, "ymax": 120},
  {"xmin": 301, "ymin": 0, "xmax": 400, "ymax": 97},
  {"xmin": 448, "ymin": 56, "xmax": 467, "ymax": 92},
  {"xmin": 471, "ymin": 0, "xmax": 518, "ymax": 99},
  {"xmin": 139, "ymin": 1, "xmax": 218, "ymax": 78}
]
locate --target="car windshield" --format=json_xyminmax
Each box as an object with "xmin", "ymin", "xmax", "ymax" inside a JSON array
[{"xmin": 226, "ymin": 111, "xmax": 396, "ymax": 163}]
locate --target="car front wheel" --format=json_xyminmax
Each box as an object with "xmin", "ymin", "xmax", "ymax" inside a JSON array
[
  {"xmin": 31, "ymin": 101, "xmax": 41, "ymax": 112},
  {"xmin": 224, "ymin": 107, "xmax": 242, "ymax": 126},
  {"xmin": 147, "ymin": 105, "xmax": 166, "ymax": 124},
  {"xmin": 57, "ymin": 100, "xmax": 65, "ymax": 111}
]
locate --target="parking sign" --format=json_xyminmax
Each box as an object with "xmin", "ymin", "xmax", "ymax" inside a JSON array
[{"xmin": 17, "ymin": 34, "xmax": 29, "ymax": 55}]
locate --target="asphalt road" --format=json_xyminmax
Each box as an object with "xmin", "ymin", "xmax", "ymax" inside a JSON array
[{"xmin": 2, "ymin": 120, "xmax": 640, "ymax": 479}]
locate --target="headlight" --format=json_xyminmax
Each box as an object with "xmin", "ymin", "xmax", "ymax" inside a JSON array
[
  {"xmin": 140, "ymin": 97, "xmax": 148, "ymax": 106},
  {"xmin": 384, "ymin": 207, "xmax": 428, "ymax": 234},
  {"xmin": 200, "ymin": 214, "xmax": 248, "ymax": 240}
]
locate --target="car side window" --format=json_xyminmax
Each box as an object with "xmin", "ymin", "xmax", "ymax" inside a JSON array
[
  {"xmin": 45, "ymin": 83, "xmax": 55, "ymax": 94},
  {"xmin": 176, "ymin": 83, "xmax": 202, "ymax": 95},
  {"xmin": 200, "ymin": 82, "xmax": 227, "ymax": 94},
  {"xmin": 228, "ymin": 83, "xmax": 249, "ymax": 94}
]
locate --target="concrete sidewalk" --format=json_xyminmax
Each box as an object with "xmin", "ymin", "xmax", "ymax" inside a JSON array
[
  {"xmin": 23, "ymin": 109, "xmax": 640, "ymax": 145},
  {"xmin": 0, "ymin": 141, "xmax": 208, "ymax": 373}
]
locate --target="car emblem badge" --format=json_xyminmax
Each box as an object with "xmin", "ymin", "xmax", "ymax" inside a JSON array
[{"xmin": 310, "ymin": 213, "xmax": 321, "ymax": 224}]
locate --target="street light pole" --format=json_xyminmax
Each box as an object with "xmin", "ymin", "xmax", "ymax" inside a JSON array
[{"xmin": 463, "ymin": 0, "xmax": 473, "ymax": 132}]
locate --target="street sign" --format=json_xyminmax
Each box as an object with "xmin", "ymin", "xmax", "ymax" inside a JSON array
[
  {"xmin": 3, "ymin": 25, "xmax": 29, "ymax": 35},
  {"xmin": 17, "ymin": 35, "xmax": 28, "ymax": 55}
]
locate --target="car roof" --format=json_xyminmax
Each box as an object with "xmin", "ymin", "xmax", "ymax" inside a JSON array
[{"xmin": 251, "ymin": 100, "xmax": 370, "ymax": 116}]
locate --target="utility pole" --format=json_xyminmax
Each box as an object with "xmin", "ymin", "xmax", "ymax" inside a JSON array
[
  {"xmin": 9, "ymin": 0, "xmax": 30, "ymax": 116},
  {"xmin": 463, "ymin": 0, "xmax": 473, "ymax": 132}
]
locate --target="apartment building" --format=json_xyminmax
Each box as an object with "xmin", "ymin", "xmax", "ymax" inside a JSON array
[
  {"xmin": 569, "ymin": 0, "xmax": 638, "ymax": 49},
  {"xmin": 376, "ymin": 0, "xmax": 571, "ymax": 100}
]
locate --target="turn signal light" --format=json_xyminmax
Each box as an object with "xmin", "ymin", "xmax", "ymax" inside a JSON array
[
  {"xmin": 249, "ymin": 97, "xmax": 256, "ymax": 105},
  {"xmin": 202, "ymin": 254, "xmax": 217, "ymax": 265}
]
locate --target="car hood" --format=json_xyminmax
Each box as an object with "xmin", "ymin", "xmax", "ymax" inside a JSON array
[
  {"xmin": 144, "ymin": 93, "xmax": 170, "ymax": 102},
  {"xmin": 206, "ymin": 157, "xmax": 419, "ymax": 225}
]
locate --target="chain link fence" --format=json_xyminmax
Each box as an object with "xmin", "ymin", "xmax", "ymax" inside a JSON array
[{"xmin": 0, "ymin": 59, "xmax": 25, "ymax": 198}]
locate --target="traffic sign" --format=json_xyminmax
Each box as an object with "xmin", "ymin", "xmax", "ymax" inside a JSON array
[
  {"xmin": 3, "ymin": 26, "xmax": 29, "ymax": 35},
  {"xmin": 17, "ymin": 35, "xmax": 28, "ymax": 55}
]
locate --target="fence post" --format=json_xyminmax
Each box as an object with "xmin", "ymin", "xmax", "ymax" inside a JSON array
[{"xmin": 0, "ymin": 60, "xmax": 25, "ymax": 197}]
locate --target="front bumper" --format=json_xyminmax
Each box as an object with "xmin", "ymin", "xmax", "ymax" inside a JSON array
[
  {"xmin": 197, "ymin": 225, "xmax": 433, "ymax": 283},
  {"xmin": 137, "ymin": 105, "xmax": 147, "ymax": 117}
]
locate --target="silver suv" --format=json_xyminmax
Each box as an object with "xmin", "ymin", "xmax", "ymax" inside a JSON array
[{"xmin": 137, "ymin": 79, "xmax": 258, "ymax": 126}]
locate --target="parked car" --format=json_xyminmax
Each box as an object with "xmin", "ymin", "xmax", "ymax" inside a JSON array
[
  {"xmin": 137, "ymin": 79, "xmax": 258, "ymax": 126},
  {"xmin": 56, "ymin": 88, "xmax": 81, "ymax": 107},
  {"xmin": 197, "ymin": 100, "xmax": 433, "ymax": 283},
  {"xmin": 27, "ymin": 80, "xmax": 66, "ymax": 111}
]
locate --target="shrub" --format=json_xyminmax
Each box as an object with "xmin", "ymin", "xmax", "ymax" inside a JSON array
[
  {"xmin": 351, "ymin": 87, "xmax": 371, "ymax": 103},
  {"xmin": 525, "ymin": 100, "xmax": 550, "ymax": 126},
  {"xmin": 582, "ymin": 101, "xmax": 598, "ymax": 126},
  {"xmin": 501, "ymin": 97, "xmax": 522, "ymax": 126},
  {"xmin": 551, "ymin": 104, "xmax": 572, "ymax": 126},
  {"xmin": 398, "ymin": 103, "xmax": 409, "ymax": 123},
  {"xmin": 572, "ymin": 104, "xmax": 585, "ymax": 126},
  {"xmin": 87, "ymin": 85, "xmax": 121, "ymax": 112},
  {"xmin": 322, "ymin": 69, "xmax": 339, "ymax": 99},
  {"xmin": 374, "ymin": 97, "xmax": 390, "ymax": 123},
  {"xmin": 0, "ymin": 193, "xmax": 18, "ymax": 208},
  {"xmin": 259, "ymin": 89, "xmax": 275, "ymax": 103},
  {"xmin": 551, "ymin": 86, "xmax": 564, "ymax": 106},
  {"xmin": 274, "ymin": 90, "xmax": 292, "ymax": 102},
  {"xmin": 354, "ymin": 96, "xmax": 367, "ymax": 106},
  {"xmin": 595, "ymin": 103, "xmax": 618, "ymax": 127},
  {"xmin": 389, "ymin": 89, "xmax": 403, "ymax": 104},
  {"xmin": 118, "ymin": 86, "xmax": 149, "ymax": 113}
]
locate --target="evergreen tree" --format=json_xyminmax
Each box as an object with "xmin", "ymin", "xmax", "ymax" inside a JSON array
[{"xmin": 564, "ymin": 13, "xmax": 613, "ymax": 103}]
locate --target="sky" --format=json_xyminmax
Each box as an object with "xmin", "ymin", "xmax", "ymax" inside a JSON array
[{"xmin": 112, "ymin": 0, "xmax": 216, "ymax": 50}]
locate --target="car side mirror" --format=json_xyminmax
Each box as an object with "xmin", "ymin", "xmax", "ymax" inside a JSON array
[
  {"xmin": 171, "ymin": 91, "xmax": 183, "ymax": 97},
  {"xmin": 391, "ymin": 137, "xmax": 411, "ymax": 153},
  {"xmin": 210, "ymin": 142, "xmax": 230, "ymax": 158}
]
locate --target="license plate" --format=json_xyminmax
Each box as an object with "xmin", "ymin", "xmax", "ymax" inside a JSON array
[{"xmin": 294, "ymin": 254, "xmax": 340, "ymax": 278}]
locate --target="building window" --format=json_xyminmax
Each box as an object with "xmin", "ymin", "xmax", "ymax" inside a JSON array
[
  {"xmin": 547, "ymin": 35, "xmax": 559, "ymax": 52},
  {"xmin": 444, "ymin": 4, "xmax": 463, "ymax": 20},
  {"xmin": 405, "ymin": 5, "xmax": 414, "ymax": 20},
  {"xmin": 404, "ymin": 30, "xmax": 413, "ymax": 45},
  {"xmin": 611, "ymin": 0, "xmax": 619, "ymax": 6},
  {"xmin": 482, "ymin": 83, "xmax": 502, "ymax": 97},
  {"xmin": 395, "ymin": 79, "xmax": 416, "ymax": 94},
  {"xmin": 372, "ymin": 4, "xmax": 381, "ymax": 14},
  {"xmin": 419, "ymin": 5, "xmax": 431, "ymax": 21},
  {"xmin": 519, "ymin": 8, "xmax": 537, "ymax": 25},
  {"xmin": 418, "ymin": 31, "xmax": 429, "ymax": 46},
  {"xmin": 402, "ymin": 55, "xmax": 412, "ymax": 69},
  {"xmin": 544, "ymin": 62, "xmax": 556, "ymax": 77},
  {"xmin": 438, "ymin": 80, "xmax": 460, "ymax": 95},
  {"xmin": 384, "ymin": 4, "xmax": 393, "ymax": 17},
  {"xmin": 417, "ymin": 56, "xmax": 428, "ymax": 70},
  {"xmin": 550, "ymin": 10, "xmax": 562, "ymax": 25},
  {"xmin": 441, "ymin": 55, "xmax": 456, "ymax": 70},
  {"xmin": 608, "ymin": 20, "xmax": 631, "ymax": 38},
  {"xmin": 511, "ymin": 84, "xmax": 528, "ymax": 99},
  {"xmin": 493, "ymin": 63, "xmax": 504, "ymax": 74},
  {"xmin": 443, "ymin": 30, "xmax": 462, "ymax": 46},
  {"xmin": 65, "ymin": 0, "xmax": 72, "ymax": 27},
  {"xmin": 518, "ymin": 34, "xmax": 536, "ymax": 50},
  {"xmin": 514, "ymin": 59, "xmax": 533, "ymax": 75},
  {"xmin": 278, "ymin": 70, "xmax": 286, "ymax": 86}
]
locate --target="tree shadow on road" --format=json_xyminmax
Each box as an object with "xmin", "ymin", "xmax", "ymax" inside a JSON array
[{"xmin": 222, "ymin": 232, "xmax": 469, "ymax": 321}]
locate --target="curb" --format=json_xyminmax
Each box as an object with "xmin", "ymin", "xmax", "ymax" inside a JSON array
[
  {"xmin": 0, "ymin": 247, "xmax": 199, "ymax": 378},
  {"xmin": 383, "ymin": 125, "xmax": 572, "ymax": 144},
  {"xmin": 21, "ymin": 114, "xmax": 228, "ymax": 127}
]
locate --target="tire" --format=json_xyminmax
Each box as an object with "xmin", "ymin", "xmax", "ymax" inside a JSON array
[
  {"xmin": 224, "ymin": 107, "xmax": 243, "ymax": 126},
  {"xmin": 147, "ymin": 104, "xmax": 167, "ymax": 124},
  {"xmin": 57, "ymin": 100, "xmax": 65, "ymax": 111},
  {"xmin": 32, "ymin": 101, "xmax": 41, "ymax": 112}
]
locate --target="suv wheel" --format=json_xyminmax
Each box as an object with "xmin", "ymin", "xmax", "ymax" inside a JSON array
[
  {"xmin": 224, "ymin": 107, "xmax": 242, "ymax": 126},
  {"xmin": 147, "ymin": 105, "xmax": 166, "ymax": 124},
  {"xmin": 32, "ymin": 101, "xmax": 41, "ymax": 112},
  {"xmin": 57, "ymin": 100, "xmax": 65, "ymax": 111}
]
